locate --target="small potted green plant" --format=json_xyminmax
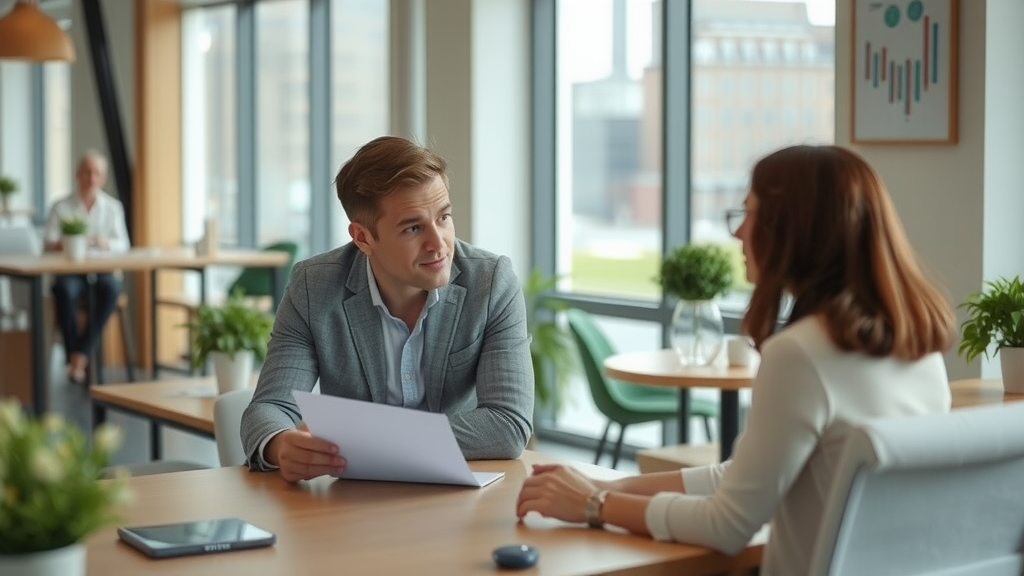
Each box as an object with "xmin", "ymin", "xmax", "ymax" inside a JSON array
[
  {"xmin": 958, "ymin": 276, "xmax": 1024, "ymax": 392},
  {"xmin": 0, "ymin": 401, "xmax": 129, "ymax": 573},
  {"xmin": 186, "ymin": 291, "xmax": 273, "ymax": 394},
  {"xmin": 657, "ymin": 243, "xmax": 734, "ymax": 366},
  {"xmin": 523, "ymin": 269, "xmax": 578, "ymax": 416},
  {"xmin": 0, "ymin": 175, "xmax": 17, "ymax": 212},
  {"xmin": 59, "ymin": 215, "xmax": 89, "ymax": 262}
]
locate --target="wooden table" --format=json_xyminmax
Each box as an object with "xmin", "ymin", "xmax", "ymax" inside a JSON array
[
  {"xmin": 90, "ymin": 377, "xmax": 222, "ymax": 459},
  {"xmin": 87, "ymin": 453, "xmax": 763, "ymax": 575},
  {"xmin": 0, "ymin": 247, "xmax": 287, "ymax": 414},
  {"xmin": 604, "ymin": 349, "xmax": 756, "ymax": 463},
  {"xmin": 949, "ymin": 378, "xmax": 1024, "ymax": 408}
]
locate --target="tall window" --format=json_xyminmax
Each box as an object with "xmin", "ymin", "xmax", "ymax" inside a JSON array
[
  {"xmin": 43, "ymin": 63, "xmax": 72, "ymax": 209},
  {"xmin": 540, "ymin": 0, "xmax": 835, "ymax": 447},
  {"xmin": 256, "ymin": 0, "xmax": 310, "ymax": 253},
  {"xmin": 330, "ymin": 0, "xmax": 389, "ymax": 247},
  {"xmin": 182, "ymin": 6, "xmax": 237, "ymax": 246}
]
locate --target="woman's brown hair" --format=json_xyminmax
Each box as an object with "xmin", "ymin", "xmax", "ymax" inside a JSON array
[
  {"xmin": 334, "ymin": 136, "xmax": 448, "ymax": 237},
  {"xmin": 741, "ymin": 145, "xmax": 955, "ymax": 359}
]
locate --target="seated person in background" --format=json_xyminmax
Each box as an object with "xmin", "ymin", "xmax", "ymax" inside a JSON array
[
  {"xmin": 515, "ymin": 145, "xmax": 956, "ymax": 576},
  {"xmin": 240, "ymin": 135, "xmax": 534, "ymax": 482},
  {"xmin": 44, "ymin": 149, "xmax": 130, "ymax": 384}
]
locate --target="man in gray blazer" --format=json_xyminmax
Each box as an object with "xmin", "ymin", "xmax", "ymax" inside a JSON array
[{"xmin": 241, "ymin": 136, "xmax": 534, "ymax": 481}]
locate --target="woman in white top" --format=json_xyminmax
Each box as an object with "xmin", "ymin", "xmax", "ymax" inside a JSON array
[{"xmin": 515, "ymin": 145, "xmax": 957, "ymax": 576}]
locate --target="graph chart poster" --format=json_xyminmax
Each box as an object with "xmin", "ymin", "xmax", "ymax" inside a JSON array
[{"xmin": 852, "ymin": 0, "xmax": 958, "ymax": 144}]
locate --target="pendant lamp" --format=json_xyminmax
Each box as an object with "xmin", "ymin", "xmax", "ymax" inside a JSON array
[{"xmin": 0, "ymin": 0, "xmax": 76, "ymax": 62}]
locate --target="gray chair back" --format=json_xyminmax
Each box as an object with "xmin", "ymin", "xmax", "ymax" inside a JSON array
[
  {"xmin": 809, "ymin": 402, "xmax": 1024, "ymax": 576},
  {"xmin": 214, "ymin": 388, "xmax": 255, "ymax": 466}
]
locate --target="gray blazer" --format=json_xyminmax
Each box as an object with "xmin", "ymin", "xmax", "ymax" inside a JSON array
[{"xmin": 241, "ymin": 239, "xmax": 535, "ymax": 470}]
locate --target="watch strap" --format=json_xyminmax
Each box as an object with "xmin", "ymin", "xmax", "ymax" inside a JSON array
[{"xmin": 585, "ymin": 489, "xmax": 609, "ymax": 528}]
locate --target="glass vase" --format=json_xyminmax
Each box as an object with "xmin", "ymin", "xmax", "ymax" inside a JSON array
[{"xmin": 670, "ymin": 299, "xmax": 724, "ymax": 366}]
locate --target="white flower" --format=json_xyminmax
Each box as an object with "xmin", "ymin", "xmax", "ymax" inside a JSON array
[
  {"xmin": 93, "ymin": 423, "xmax": 123, "ymax": 453},
  {"xmin": 41, "ymin": 413, "xmax": 65, "ymax": 434},
  {"xmin": 30, "ymin": 448, "xmax": 65, "ymax": 483}
]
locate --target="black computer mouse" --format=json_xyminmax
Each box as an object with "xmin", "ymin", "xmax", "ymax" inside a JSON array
[{"xmin": 492, "ymin": 544, "xmax": 539, "ymax": 569}]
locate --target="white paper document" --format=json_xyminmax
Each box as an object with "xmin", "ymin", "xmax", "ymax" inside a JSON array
[{"xmin": 292, "ymin": 391, "xmax": 504, "ymax": 488}]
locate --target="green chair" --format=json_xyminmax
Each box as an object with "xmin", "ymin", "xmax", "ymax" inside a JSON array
[
  {"xmin": 225, "ymin": 241, "xmax": 299, "ymax": 301},
  {"xmin": 566, "ymin": 308, "xmax": 719, "ymax": 469}
]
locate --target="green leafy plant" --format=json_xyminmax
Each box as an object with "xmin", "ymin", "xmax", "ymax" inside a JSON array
[
  {"xmin": 0, "ymin": 401, "xmax": 129, "ymax": 554},
  {"xmin": 59, "ymin": 215, "xmax": 89, "ymax": 236},
  {"xmin": 958, "ymin": 276, "xmax": 1024, "ymax": 363},
  {"xmin": 186, "ymin": 291, "xmax": 274, "ymax": 370},
  {"xmin": 523, "ymin": 269, "xmax": 578, "ymax": 413},
  {"xmin": 657, "ymin": 243, "xmax": 734, "ymax": 301},
  {"xmin": 0, "ymin": 175, "xmax": 17, "ymax": 198}
]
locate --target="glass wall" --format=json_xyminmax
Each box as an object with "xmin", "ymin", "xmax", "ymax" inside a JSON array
[{"xmin": 539, "ymin": 0, "xmax": 835, "ymax": 448}]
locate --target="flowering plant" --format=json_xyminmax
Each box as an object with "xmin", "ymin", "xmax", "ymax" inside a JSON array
[{"xmin": 0, "ymin": 401, "xmax": 129, "ymax": 554}]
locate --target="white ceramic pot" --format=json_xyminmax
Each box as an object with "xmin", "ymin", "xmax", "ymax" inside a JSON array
[
  {"xmin": 0, "ymin": 542, "xmax": 86, "ymax": 576},
  {"xmin": 62, "ymin": 234, "xmax": 87, "ymax": 262},
  {"xmin": 1000, "ymin": 347, "xmax": 1024, "ymax": 393},
  {"xmin": 211, "ymin": 349, "xmax": 255, "ymax": 395}
]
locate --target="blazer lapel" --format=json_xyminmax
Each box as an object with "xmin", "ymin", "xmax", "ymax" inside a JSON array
[
  {"xmin": 344, "ymin": 255, "xmax": 388, "ymax": 404},
  {"xmin": 423, "ymin": 263, "xmax": 465, "ymax": 411}
]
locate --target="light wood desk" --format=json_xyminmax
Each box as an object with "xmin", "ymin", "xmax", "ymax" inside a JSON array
[
  {"xmin": 604, "ymin": 349, "xmax": 756, "ymax": 462},
  {"xmin": 88, "ymin": 454, "xmax": 763, "ymax": 575},
  {"xmin": 90, "ymin": 377, "xmax": 223, "ymax": 459},
  {"xmin": 0, "ymin": 247, "xmax": 287, "ymax": 414},
  {"xmin": 949, "ymin": 378, "xmax": 1024, "ymax": 409}
]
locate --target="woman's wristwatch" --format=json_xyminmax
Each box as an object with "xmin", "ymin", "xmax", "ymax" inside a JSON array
[{"xmin": 585, "ymin": 489, "xmax": 609, "ymax": 528}]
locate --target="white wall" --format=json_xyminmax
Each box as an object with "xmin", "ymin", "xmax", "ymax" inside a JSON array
[{"xmin": 835, "ymin": 0, "xmax": 1024, "ymax": 379}]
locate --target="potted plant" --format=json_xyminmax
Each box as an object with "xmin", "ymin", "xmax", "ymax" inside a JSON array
[
  {"xmin": 657, "ymin": 243, "xmax": 734, "ymax": 366},
  {"xmin": 958, "ymin": 275, "xmax": 1024, "ymax": 392},
  {"xmin": 0, "ymin": 175, "xmax": 17, "ymax": 212},
  {"xmin": 186, "ymin": 291, "xmax": 273, "ymax": 395},
  {"xmin": 0, "ymin": 400, "xmax": 129, "ymax": 575},
  {"xmin": 59, "ymin": 214, "xmax": 89, "ymax": 262},
  {"xmin": 523, "ymin": 269, "xmax": 578, "ymax": 415}
]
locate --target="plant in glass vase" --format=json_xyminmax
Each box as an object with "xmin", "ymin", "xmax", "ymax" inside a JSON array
[
  {"xmin": 0, "ymin": 400, "xmax": 129, "ymax": 575},
  {"xmin": 657, "ymin": 243, "xmax": 734, "ymax": 366}
]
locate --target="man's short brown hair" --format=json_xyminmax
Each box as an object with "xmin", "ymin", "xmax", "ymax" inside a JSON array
[{"xmin": 334, "ymin": 136, "xmax": 449, "ymax": 236}]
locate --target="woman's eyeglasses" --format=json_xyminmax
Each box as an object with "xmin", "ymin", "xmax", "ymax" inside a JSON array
[{"xmin": 725, "ymin": 209, "xmax": 746, "ymax": 235}]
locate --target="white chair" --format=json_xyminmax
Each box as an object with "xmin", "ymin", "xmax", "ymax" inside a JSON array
[
  {"xmin": 214, "ymin": 387, "xmax": 255, "ymax": 466},
  {"xmin": 808, "ymin": 402, "xmax": 1024, "ymax": 576}
]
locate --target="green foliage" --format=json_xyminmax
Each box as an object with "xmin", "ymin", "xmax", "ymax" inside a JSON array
[
  {"xmin": 523, "ymin": 269, "xmax": 578, "ymax": 412},
  {"xmin": 0, "ymin": 401, "xmax": 129, "ymax": 554},
  {"xmin": 59, "ymin": 215, "xmax": 88, "ymax": 236},
  {"xmin": 958, "ymin": 276, "xmax": 1024, "ymax": 363},
  {"xmin": 0, "ymin": 175, "xmax": 17, "ymax": 197},
  {"xmin": 657, "ymin": 243, "xmax": 734, "ymax": 301},
  {"xmin": 186, "ymin": 291, "xmax": 274, "ymax": 369}
]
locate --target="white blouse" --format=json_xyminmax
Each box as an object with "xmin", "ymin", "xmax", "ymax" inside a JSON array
[{"xmin": 644, "ymin": 316, "xmax": 950, "ymax": 576}]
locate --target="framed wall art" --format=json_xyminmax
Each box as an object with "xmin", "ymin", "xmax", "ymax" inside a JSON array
[{"xmin": 851, "ymin": 0, "xmax": 958, "ymax": 144}]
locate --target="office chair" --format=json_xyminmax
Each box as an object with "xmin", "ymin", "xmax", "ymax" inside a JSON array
[
  {"xmin": 807, "ymin": 402, "xmax": 1024, "ymax": 576},
  {"xmin": 214, "ymin": 387, "xmax": 255, "ymax": 466},
  {"xmin": 565, "ymin": 308, "xmax": 719, "ymax": 469}
]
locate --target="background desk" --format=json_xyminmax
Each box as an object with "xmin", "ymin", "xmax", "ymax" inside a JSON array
[
  {"xmin": 90, "ymin": 377, "xmax": 221, "ymax": 459},
  {"xmin": 0, "ymin": 248, "xmax": 287, "ymax": 414},
  {"xmin": 604, "ymin": 349, "xmax": 754, "ymax": 462},
  {"xmin": 88, "ymin": 454, "xmax": 763, "ymax": 575},
  {"xmin": 949, "ymin": 378, "xmax": 1024, "ymax": 408}
]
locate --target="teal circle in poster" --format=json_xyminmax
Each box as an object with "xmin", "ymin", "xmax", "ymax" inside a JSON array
[
  {"xmin": 907, "ymin": 1, "xmax": 924, "ymax": 21},
  {"xmin": 884, "ymin": 5, "xmax": 900, "ymax": 27}
]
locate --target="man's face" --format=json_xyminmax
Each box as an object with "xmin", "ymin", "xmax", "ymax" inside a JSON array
[
  {"xmin": 349, "ymin": 174, "xmax": 455, "ymax": 305},
  {"xmin": 76, "ymin": 157, "xmax": 106, "ymax": 194}
]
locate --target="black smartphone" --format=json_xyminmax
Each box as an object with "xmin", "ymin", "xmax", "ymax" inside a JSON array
[{"xmin": 117, "ymin": 517, "xmax": 276, "ymax": 559}]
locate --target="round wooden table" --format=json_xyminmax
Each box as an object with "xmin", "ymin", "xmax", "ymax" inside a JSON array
[{"xmin": 604, "ymin": 349, "xmax": 757, "ymax": 462}]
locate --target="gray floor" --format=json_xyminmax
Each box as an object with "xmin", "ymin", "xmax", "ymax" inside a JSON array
[{"xmin": 44, "ymin": 351, "xmax": 638, "ymax": 474}]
